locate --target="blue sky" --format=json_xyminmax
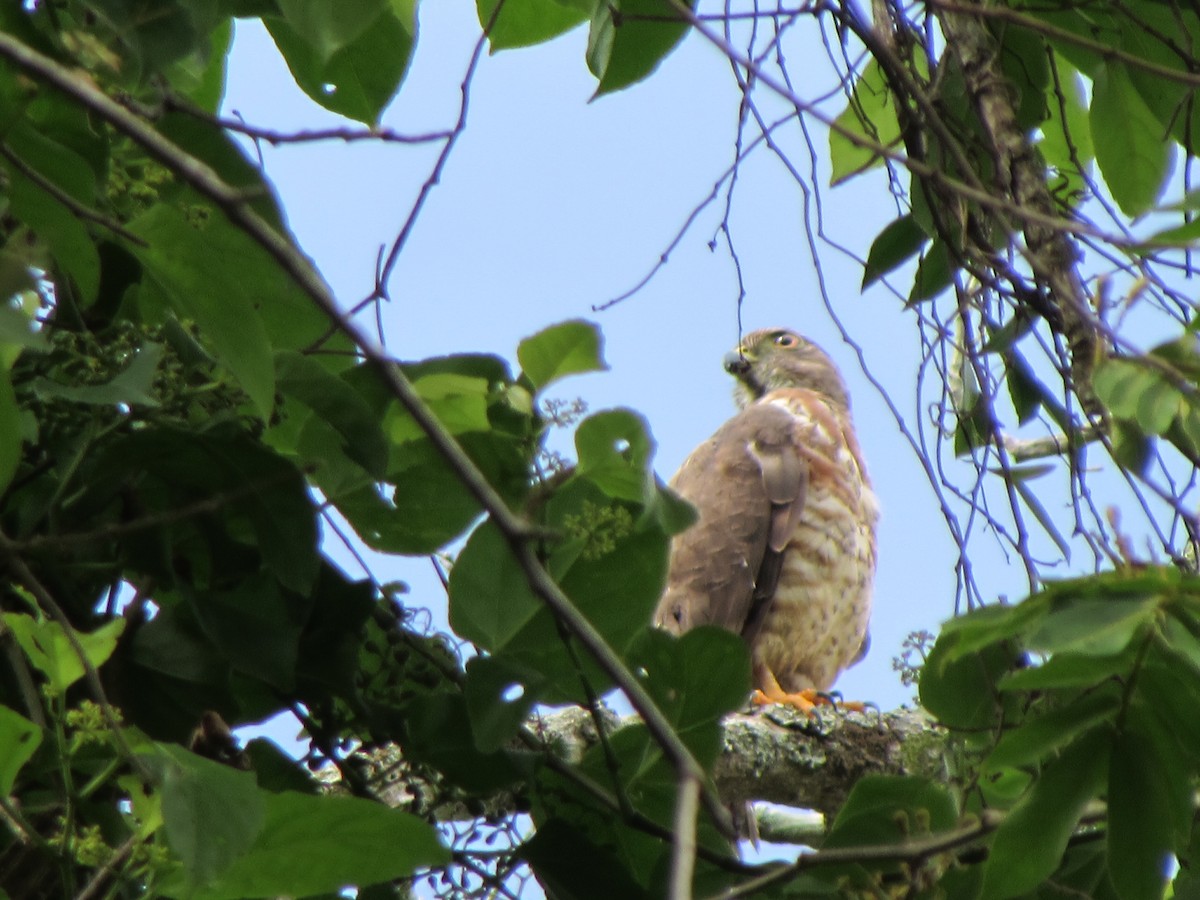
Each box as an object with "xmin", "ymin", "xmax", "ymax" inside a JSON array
[{"xmin": 221, "ymin": 3, "xmax": 1030, "ymax": 726}]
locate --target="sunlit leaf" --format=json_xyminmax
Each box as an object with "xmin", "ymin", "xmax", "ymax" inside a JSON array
[
  {"xmin": 0, "ymin": 705, "xmax": 42, "ymax": 795},
  {"xmin": 830, "ymin": 58, "xmax": 903, "ymax": 185},
  {"xmin": 588, "ymin": 0, "xmax": 694, "ymax": 95},
  {"xmin": 517, "ymin": 319, "xmax": 606, "ymax": 391},
  {"xmin": 479, "ymin": 0, "xmax": 588, "ymax": 50},
  {"xmin": 3, "ymin": 614, "xmax": 126, "ymax": 694},
  {"xmin": 1091, "ymin": 60, "xmax": 1173, "ymax": 217}
]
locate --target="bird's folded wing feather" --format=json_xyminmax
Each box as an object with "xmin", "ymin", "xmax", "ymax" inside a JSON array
[{"xmin": 654, "ymin": 402, "xmax": 808, "ymax": 641}]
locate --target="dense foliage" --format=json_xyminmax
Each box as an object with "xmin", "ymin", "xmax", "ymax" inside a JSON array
[{"xmin": 3, "ymin": 1, "xmax": 1200, "ymax": 899}]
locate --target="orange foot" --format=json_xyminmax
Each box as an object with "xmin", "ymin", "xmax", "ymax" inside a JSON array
[{"xmin": 751, "ymin": 667, "xmax": 865, "ymax": 715}]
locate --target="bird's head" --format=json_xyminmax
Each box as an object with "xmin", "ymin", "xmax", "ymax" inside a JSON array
[{"xmin": 724, "ymin": 328, "xmax": 851, "ymax": 411}]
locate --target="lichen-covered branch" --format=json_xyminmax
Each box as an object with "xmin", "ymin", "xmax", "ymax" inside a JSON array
[{"xmin": 335, "ymin": 706, "xmax": 947, "ymax": 844}]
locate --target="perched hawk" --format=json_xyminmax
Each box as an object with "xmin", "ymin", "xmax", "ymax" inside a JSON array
[{"xmin": 654, "ymin": 328, "xmax": 879, "ymax": 713}]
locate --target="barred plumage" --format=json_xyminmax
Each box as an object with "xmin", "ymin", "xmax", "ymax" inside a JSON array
[{"xmin": 654, "ymin": 329, "xmax": 878, "ymax": 712}]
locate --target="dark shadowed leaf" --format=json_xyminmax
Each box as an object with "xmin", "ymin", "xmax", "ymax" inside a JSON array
[
  {"xmin": 196, "ymin": 791, "xmax": 448, "ymax": 898},
  {"xmin": 464, "ymin": 654, "xmax": 545, "ymax": 752},
  {"xmin": 520, "ymin": 819, "xmax": 651, "ymax": 900},
  {"xmin": 824, "ymin": 775, "xmax": 958, "ymax": 848},
  {"xmin": 920, "ymin": 635, "xmax": 1018, "ymax": 730},
  {"xmin": 1108, "ymin": 725, "xmax": 1174, "ymax": 900},
  {"xmin": 862, "ymin": 214, "xmax": 927, "ymax": 288},
  {"xmin": 449, "ymin": 522, "xmax": 541, "ymax": 652},
  {"xmin": 982, "ymin": 729, "xmax": 1108, "ymax": 899},
  {"xmin": 158, "ymin": 745, "xmax": 266, "ymax": 888},
  {"xmin": 986, "ymin": 688, "xmax": 1118, "ymax": 770},
  {"xmin": 276, "ymin": 351, "xmax": 388, "ymax": 477}
]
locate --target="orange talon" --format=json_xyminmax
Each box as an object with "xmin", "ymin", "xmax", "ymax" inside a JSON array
[{"xmin": 752, "ymin": 664, "xmax": 865, "ymax": 715}]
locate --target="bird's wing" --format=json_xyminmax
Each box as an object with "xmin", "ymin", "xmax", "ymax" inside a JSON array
[{"xmin": 653, "ymin": 402, "xmax": 808, "ymax": 640}]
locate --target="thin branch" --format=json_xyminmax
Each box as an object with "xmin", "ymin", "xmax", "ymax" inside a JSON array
[
  {"xmin": 0, "ymin": 529, "xmax": 152, "ymax": 782},
  {"xmin": 166, "ymin": 98, "xmax": 454, "ymax": 145},
  {"xmin": 709, "ymin": 809, "xmax": 1005, "ymax": 900},
  {"xmin": 669, "ymin": 772, "xmax": 700, "ymax": 900},
  {"xmin": 0, "ymin": 143, "xmax": 146, "ymax": 246}
]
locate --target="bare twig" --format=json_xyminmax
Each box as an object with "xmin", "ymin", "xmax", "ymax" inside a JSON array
[
  {"xmin": 669, "ymin": 772, "xmax": 700, "ymax": 900},
  {"xmin": 0, "ymin": 143, "xmax": 146, "ymax": 246}
]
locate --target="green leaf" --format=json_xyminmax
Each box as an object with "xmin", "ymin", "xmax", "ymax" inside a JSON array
[
  {"xmin": 862, "ymin": 214, "xmax": 928, "ymax": 289},
  {"xmin": 987, "ymin": 689, "xmax": 1119, "ymax": 770},
  {"xmin": 824, "ymin": 775, "xmax": 958, "ymax": 848},
  {"xmin": 449, "ymin": 522, "xmax": 542, "ymax": 653},
  {"xmin": 274, "ymin": 0, "xmax": 388, "ymax": 60},
  {"xmin": 1090, "ymin": 61, "xmax": 1173, "ymax": 217},
  {"xmin": 384, "ymin": 373, "xmax": 491, "ymax": 442},
  {"xmin": 2, "ymin": 129, "xmax": 100, "ymax": 303},
  {"xmin": 0, "ymin": 705, "xmax": 42, "ymax": 795},
  {"xmin": 920, "ymin": 635, "xmax": 1018, "ymax": 730},
  {"xmin": 3, "ymin": 614, "xmax": 126, "ymax": 695},
  {"xmin": 1005, "ymin": 352, "xmax": 1044, "ymax": 424},
  {"xmin": 197, "ymin": 791, "xmax": 448, "ymax": 898},
  {"xmin": 127, "ymin": 204, "xmax": 277, "ymax": 418},
  {"xmin": 994, "ymin": 24, "xmax": 1049, "ymax": 131},
  {"xmin": 998, "ymin": 647, "xmax": 1137, "ymax": 690},
  {"xmin": 574, "ymin": 409, "xmax": 657, "ymax": 504},
  {"xmin": 32, "ymin": 342, "xmax": 163, "ymax": 407},
  {"xmin": 588, "ymin": 0, "xmax": 694, "ymax": 95},
  {"xmin": 518, "ymin": 319, "xmax": 607, "ymax": 391},
  {"xmin": 399, "ymin": 692, "xmax": 526, "ymax": 792},
  {"xmin": 830, "ymin": 58, "xmax": 903, "ymax": 185},
  {"xmin": 276, "ymin": 352, "xmax": 388, "ymax": 478},
  {"xmin": 1025, "ymin": 595, "xmax": 1156, "ymax": 656},
  {"xmin": 0, "ymin": 370, "xmax": 19, "ymax": 495},
  {"xmin": 982, "ymin": 728, "xmax": 1109, "ymax": 899},
  {"xmin": 158, "ymin": 745, "xmax": 266, "ymax": 888},
  {"xmin": 1094, "ymin": 357, "xmax": 1160, "ymax": 421},
  {"xmin": 189, "ymin": 575, "xmax": 303, "ymax": 692},
  {"xmin": 629, "ymin": 627, "xmax": 749, "ymax": 763},
  {"xmin": 480, "ymin": 0, "xmax": 588, "ymax": 50},
  {"xmin": 266, "ymin": 6, "xmax": 414, "ymax": 124},
  {"xmin": 0, "ymin": 298, "xmax": 46, "ymax": 353},
  {"xmin": 1108, "ymin": 727, "xmax": 1174, "ymax": 900},
  {"xmin": 519, "ymin": 819, "xmax": 652, "ymax": 900},
  {"xmin": 464, "ymin": 655, "xmax": 544, "ymax": 752},
  {"xmin": 1136, "ymin": 379, "xmax": 1182, "ymax": 436},
  {"xmin": 909, "ymin": 240, "xmax": 955, "ymax": 303}
]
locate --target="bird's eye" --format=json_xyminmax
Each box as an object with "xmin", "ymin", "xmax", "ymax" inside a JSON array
[{"xmin": 774, "ymin": 333, "xmax": 799, "ymax": 348}]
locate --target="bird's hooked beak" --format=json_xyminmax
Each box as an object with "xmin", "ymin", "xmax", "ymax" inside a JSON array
[{"xmin": 724, "ymin": 349, "xmax": 752, "ymax": 377}]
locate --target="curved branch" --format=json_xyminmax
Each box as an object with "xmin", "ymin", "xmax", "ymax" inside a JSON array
[{"xmin": 0, "ymin": 29, "xmax": 732, "ymax": 840}]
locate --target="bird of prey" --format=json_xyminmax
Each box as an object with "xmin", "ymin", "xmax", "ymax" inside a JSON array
[{"xmin": 654, "ymin": 328, "xmax": 879, "ymax": 713}]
